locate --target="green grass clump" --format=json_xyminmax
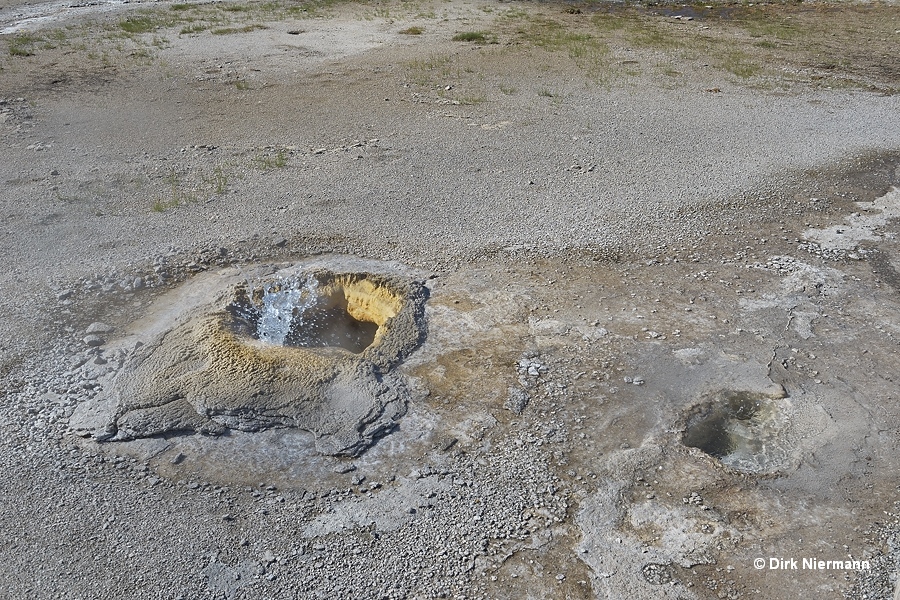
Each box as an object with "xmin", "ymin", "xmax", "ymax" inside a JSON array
[
  {"xmin": 8, "ymin": 33, "xmax": 40, "ymax": 56},
  {"xmin": 518, "ymin": 17, "xmax": 609, "ymax": 75},
  {"xmin": 399, "ymin": 26, "xmax": 424, "ymax": 35},
  {"xmin": 452, "ymin": 31, "xmax": 488, "ymax": 43},
  {"xmin": 256, "ymin": 149, "xmax": 289, "ymax": 169},
  {"xmin": 120, "ymin": 16, "xmax": 156, "ymax": 34},
  {"xmin": 212, "ymin": 167, "xmax": 228, "ymax": 194},
  {"xmin": 719, "ymin": 50, "xmax": 761, "ymax": 78},
  {"xmin": 152, "ymin": 198, "xmax": 178, "ymax": 212}
]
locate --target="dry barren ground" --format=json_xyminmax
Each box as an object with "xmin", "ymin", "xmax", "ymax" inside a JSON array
[{"xmin": 2, "ymin": 0, "xmax": 900, "ymax": 598}]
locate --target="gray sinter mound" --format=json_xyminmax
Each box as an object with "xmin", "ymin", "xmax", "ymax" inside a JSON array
[{"xmin": 72, "ymin": 265, "xmax": 428, "ymax": 456}]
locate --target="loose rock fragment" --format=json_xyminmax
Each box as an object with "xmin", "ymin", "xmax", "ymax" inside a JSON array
[{"xmin": 505, "ymin": 387, "xmax": 529, "ymax": 414}]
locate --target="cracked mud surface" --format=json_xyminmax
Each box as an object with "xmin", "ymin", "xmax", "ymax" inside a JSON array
[{"xmin": 2, "ymin": 0, "xmax": 900, "ymax": 598}]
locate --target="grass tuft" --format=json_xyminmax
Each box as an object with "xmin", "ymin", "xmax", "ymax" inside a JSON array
[
  {"xmin": 452, "ymin": 31, "xmax": 488, "ymax": 43},
  {"xmin": 719, "ymin": 50, "xmax": 761, "ymax": 79},
  {"xmin": 119, "ymin": 16, "xmax": 156, "ymax": 34},
  {"xmin": 257, "ymin": 149, "xmax": 289, "ymax": 169},
  {"xmin": 8, "ymin": 33, "xmax": 40, "ymax": 56}
]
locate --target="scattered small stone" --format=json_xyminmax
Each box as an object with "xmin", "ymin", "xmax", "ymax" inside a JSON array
[
  {"xmin": 642, "ymin": 562, "xmax": 675, "ymax": 585},
  {"xmin": 333, "ymin": 464, "xmax": 356, "ymax": 474},
  {"xmin": 683, "ymin": 491, "xmax": 703, "ymax": 505},
  {"xmin": 86, "ymin": 322, "xmax": 115, "ymax": 335},
  {"xmin": 83, "ymin": 335, "xmax": 105, "ymax": 347},
  {"xmin": 505, "ymin": 387, "xmax": 529, "ymax": 414}
]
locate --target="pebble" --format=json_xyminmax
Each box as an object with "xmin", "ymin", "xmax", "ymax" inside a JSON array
[
  {"xmin": 83, "ymin": 335, "xmax": 105, "ymax": 347},
  {"xmin": 85, "ymin": 322, "xmax": 115, "ymax": 335},
  {"xmin": 505, "ymin": 388, "xmax": 529, "ymax": 414}
]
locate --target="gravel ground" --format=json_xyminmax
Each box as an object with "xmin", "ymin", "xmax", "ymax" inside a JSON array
[{"xmin": 2, "ymin": 0, "xmax": 900, "ymax": 598}]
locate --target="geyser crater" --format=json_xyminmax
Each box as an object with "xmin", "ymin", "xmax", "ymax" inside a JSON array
[{"xmin": 71, "ymin": 260, "xmax": 428, "ymax": 457}]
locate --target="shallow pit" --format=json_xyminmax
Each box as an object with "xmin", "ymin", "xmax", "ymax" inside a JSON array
[{"xmin": 682, "ymin": 391, "xmax": 791, "ymax": 473}]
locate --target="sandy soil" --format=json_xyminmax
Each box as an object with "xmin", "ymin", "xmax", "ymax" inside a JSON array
[{"xmin": 1, "ymin": 0, "xmax": 900, "ymax": 598}]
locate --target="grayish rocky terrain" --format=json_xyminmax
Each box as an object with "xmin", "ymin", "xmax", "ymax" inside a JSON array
[{"xmin": 1, "ymin": 0, "xmax": 900, "ymax": 598}]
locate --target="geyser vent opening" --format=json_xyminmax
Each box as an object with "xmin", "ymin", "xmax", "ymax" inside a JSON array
[
  {"xmin": 682, "ymin": 391, "xmax": 789, "ymax": 473},
  {"xmin": 227, "ymin": 274, "xmax": 385, "ymax": 354}
]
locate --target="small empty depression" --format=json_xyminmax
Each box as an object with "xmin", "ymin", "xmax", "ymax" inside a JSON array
[
  {"xmin": 683, "ymin": 391, "xmax": 790, "ymax": 473},
  {"xmin": 227, "ymin": 273, "xmax": 396, "ymax": 354}
]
